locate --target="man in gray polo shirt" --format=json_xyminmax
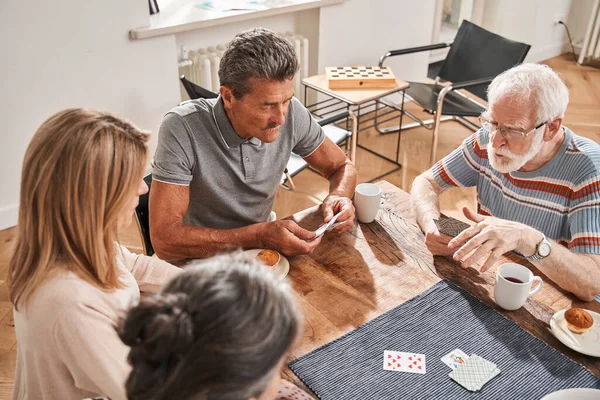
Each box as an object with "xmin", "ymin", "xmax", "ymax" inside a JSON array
[{"xmin": 149, "ymin": 28, "xmax": 357, "ymax": 260}]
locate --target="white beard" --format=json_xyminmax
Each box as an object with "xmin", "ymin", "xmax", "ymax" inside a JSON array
[{"xmin": 488, "ymin": 130, "xmax": 544, "ymax": 173}]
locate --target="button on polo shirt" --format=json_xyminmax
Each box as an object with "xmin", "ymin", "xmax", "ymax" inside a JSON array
[{"xmin": 152, "ymin": 96, "xmax": 325, "ymax": 230}]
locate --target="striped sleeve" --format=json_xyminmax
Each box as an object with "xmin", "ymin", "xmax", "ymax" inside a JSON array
[
  {"xmin": 567, "ymin": 174, "xmax": 600, "ymax": 254},
  {"xmin": 432, "ymin": 132, "xmax": 483, "ymax": 188}
]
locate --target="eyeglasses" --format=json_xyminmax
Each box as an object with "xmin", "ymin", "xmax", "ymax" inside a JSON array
[{"xmin": 478, "ymin": 116, "xmax": 547, "ymax": 141}]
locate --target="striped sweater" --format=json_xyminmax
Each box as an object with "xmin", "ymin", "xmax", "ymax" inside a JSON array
[{"xmin": 432, "ymin": 126, "xmax": 600, "ymax": 254}]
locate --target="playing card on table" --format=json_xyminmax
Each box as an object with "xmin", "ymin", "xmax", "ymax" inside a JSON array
[
  {"xmin": 441, "ymin": 348, "xmax": 470, "ymax": 370},
  {"xmin": 449, "ymin": 354, "xmax": 500, "ymax": 391},
  {"xmin": 434, "ymin": 215, "xmax": 471, "ymax": 237},
  {"xmin": 382, "ymin": 351, "xmax": 426, "ymax": 374}
]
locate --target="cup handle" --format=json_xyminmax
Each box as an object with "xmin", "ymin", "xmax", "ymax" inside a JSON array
[{"xmin": 528, "ymin": 276, "xmax": 543, "ymax": 297}]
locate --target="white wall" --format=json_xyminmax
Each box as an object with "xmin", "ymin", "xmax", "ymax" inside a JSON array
[
  {"xmin": 319, "ymin": 0, "xmax": 436, "ymax": 83},
  {"xmin": 175, "ymin": 9, "xmax": 320, "ymax": 69},
  {"xmin": 0, "ymin": 0, "xmax": 438, "ymax": 230},
  {"xmin": 0, "ymin": 0, "xmax": 181, "ymax": 230},
  {"xmin": 480, "ymin": 0, "xmax": 572, "ymax": 62},
  {"xmin": 567, "ymin": 0, "xmax": 597, "ymax": 46},
  {"xmin": 174, "ymin": 9, "xmax": 321, "ymax": 100}
]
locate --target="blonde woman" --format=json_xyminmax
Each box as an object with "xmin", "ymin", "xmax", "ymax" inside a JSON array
[{"xmin": 8, "ymin": 109, "xmax": 182, "ymax": 400}]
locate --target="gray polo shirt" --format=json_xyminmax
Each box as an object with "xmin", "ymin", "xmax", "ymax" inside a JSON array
[{"xmin": 151, "ymin": 96, "xmax": 325, "ymax": 229}]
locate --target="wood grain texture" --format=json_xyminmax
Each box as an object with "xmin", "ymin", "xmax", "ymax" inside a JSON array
[{"xmin": 282, "ymin": 181, "xmax": 600, "ymax": 394}]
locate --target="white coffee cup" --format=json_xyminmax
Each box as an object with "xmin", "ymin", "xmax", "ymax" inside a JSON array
[
  {"xmin": 494, "ymin": 263, "xmax": 543, "ymax": 311},
  {"xmin": 354, "ymin": 183, "xmax": 382, "ymax": 223}
]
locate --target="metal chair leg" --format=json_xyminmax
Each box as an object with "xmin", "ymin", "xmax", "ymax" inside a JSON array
[
  {"xmin": 429, "ymin": 85, "xmax": 454, "ymax": 166},
  {"xmin": 281, "ymin": 168, "xmax": 296, "ymax": 191},
  {"xmin": 375, "ymin": 97, "xmax": 455, "ymax": 134},
  {"xmin": 348, "ymin": 111, "xmax": 357, "ymax": 163}
]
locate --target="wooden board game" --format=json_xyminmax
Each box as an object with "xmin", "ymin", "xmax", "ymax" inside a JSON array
[{"xmin": 326, "ymin": 66, "xmax": 397, "ymax": 89}]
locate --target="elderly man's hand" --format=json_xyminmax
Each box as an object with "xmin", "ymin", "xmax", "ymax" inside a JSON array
[
  {"xmin": 259, "ymin": 220, "xmax": 322, "ymax": 256},
  {"xmin": 416, "ymin": 216, "xmax": 456, "ymax": 256},
  {"xmin": 448, "ymin": 207, "xmax": 540, "ymax": 272},
  {"xmin": 321, "ymin": 194, "xmax": 355, "ymax": 233},
  {"xmin": 425, "ymin": 231, "xmax": 456, "ymax": 256}
]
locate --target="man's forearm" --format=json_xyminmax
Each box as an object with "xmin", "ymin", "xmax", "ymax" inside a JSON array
[
  {"xmin": 527, "ymin": 239, "xmax": 600, "ymax": 301},
  {"xmin": 327, "ymin": 160, "xmax": 357, "ymax": 198},
  {"xmin": 411, "ymin": 173, "xmax": 443, "ymax": 233},
  {"xmin": 152, "ymin": 222, "xmax": 263, "ymax": 260},
  {"xmin": 521, "ymin": 228, "xmax": 600, "ymax": 301}
]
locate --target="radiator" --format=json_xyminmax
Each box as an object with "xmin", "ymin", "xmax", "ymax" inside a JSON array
[
  {"xmin": 178, "ymin": 32, "xmax": 310, "ymax": 104},
  {"xmin": 578, "ymin": 0, "xmax": 600, "ymax": 65}
]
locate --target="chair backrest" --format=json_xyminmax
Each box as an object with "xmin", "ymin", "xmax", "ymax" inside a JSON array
[
  {"xmin": 437, "ymin": 20, "xmax": 531, "ymax": 101},
  {"xmin": 180, "ymin": 75, "xmax": 219, "ymax": 100},
  {"xmin": 135, "ymin": 174, "xmax": 154, "ymax": 256}
]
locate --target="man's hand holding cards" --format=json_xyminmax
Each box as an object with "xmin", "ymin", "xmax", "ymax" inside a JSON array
[
  {"xmin": 434, "ymin": 215, "xmax": 472, "ymax": 238},
  {"xmin": 424, "ymin": 215, "xmax": 472, "ymax": 256}
]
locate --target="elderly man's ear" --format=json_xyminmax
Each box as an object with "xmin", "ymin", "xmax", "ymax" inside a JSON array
[{"xmin": 545, "ymin": 117, "xmax": 563, "ymax": 140}]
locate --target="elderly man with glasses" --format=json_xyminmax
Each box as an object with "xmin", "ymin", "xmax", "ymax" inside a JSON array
[{"xmin": 411, "ymin": 63, "xmax": 600, "ymax": 301}]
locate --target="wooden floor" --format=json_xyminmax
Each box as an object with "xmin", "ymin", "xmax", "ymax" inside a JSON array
[{"xmin": 0, "ymin": 55, "xmax": 598, "ymax": 398}]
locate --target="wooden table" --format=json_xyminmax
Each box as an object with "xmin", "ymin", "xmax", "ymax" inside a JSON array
[{"xmin": 282, "ymin": 180, "xmax": 600, "ymax": 387}]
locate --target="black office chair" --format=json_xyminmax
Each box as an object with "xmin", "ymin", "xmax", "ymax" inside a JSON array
[
  {"xmin": 134, "ymin": 174, "xmax": 154, "ymax": 256},
  {"xmin": 179, "ymin": 75, "xmax": 357, "ymax": 190},
  {"xmin": 281, "ymin": 110, "xmax": 357, "ymax": 190},
  {"xmin": 377, "ymin": 20, "xmax": 531, "ymax": 165},
  {"xmin": 180, "ymin": 75, "xmax": 219, "ymax": 99}
]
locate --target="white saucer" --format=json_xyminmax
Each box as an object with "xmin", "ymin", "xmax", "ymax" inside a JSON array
[
  {"xmin": 541, "ymin": 388, "xmax": 600, "ymax": 399},
  {"xmin": 550, "ymin": 309, "xmax": 600, "ymax": 357},
  {"xmin": 243, "ymin": 249, "xmax": 289, "ymax": 280}
]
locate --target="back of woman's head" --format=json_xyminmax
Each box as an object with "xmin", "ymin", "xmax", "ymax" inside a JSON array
[
  {"xmin": 8, "ymin": 108, "xmax": 149, "ymax": 309},
  {"xmin": 118, "ymin": 253, "xmax": 302, "ymax": 400}
]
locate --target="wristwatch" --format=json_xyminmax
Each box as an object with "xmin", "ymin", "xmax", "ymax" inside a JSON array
[{"xmin": 526, "ymin": 234, "xmax": 552, "ymax": 261}]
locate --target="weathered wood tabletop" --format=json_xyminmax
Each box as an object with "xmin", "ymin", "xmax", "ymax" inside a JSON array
[{"xmin": 282, "ymin": 180, "xmax": 600, "ymax": 387}]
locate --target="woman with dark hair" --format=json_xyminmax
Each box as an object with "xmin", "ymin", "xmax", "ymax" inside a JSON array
[{"xmin": 117, "ymin": 253, "xmax": 313, "ymax": 400}]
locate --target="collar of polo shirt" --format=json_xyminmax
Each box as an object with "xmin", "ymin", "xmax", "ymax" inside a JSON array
[{"xmin": 213, "ymin": 97, "xmax": 262, "ymax": 148}]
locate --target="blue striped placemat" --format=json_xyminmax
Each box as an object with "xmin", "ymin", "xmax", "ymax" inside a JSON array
[
  {"xmin": 289, "ymin": 281, "xmax": 600, "ymax": 399},
  {"xmin": 596, "ymin": 293, "xmax": 600, "ymax": 302}
]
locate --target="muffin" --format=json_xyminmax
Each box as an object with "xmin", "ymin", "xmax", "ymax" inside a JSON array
[
  {"xmin": 256, "ymin": 250, "xmax": 280, "ymax": 267},
  {"xmin": 564, "ymin": 308, "xmax": 594, "ymax": 334}
]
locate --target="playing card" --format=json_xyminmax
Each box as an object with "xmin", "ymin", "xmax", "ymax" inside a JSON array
[
  {"xmin": 441, "ymin": 348, "xmax": 470, "ymax": 370},
  {"xmin": 476, "ymin": 367, "xmax": 500, "ymax": 391},
  {"xmin": 312, "ymin": 211, "xmax": 343, "ymax": 240},
  {"xmin": 434, "ymin": 215, "xmax": 471, "ymax": 237},
  {"xmin": 449, "ymin": 354, "xmax": 499, "ymax": 391},
  {"xmin": 382, "ymin": 351, "xmax": 426, "ymax": 374}
]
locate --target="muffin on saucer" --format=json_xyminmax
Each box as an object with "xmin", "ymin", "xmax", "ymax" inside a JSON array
[
  {"xmin": 256, "ymin": 250, "xmax": 280, "ymax": 268},
  {"xmin": 564, "ymin": 308, "xmax": 594, "ymax": 334}
]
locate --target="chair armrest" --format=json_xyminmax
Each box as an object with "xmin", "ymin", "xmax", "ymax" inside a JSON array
[
  {"xmin": 450, "ymin": 77, "xmax": 494, "ymax": 90},
  {"xmin": 434, "ymin": 78, "xmax": 494, "ymax": 114},
  {"xmin": 379, "ymin": 42, "xmax": 452, "ymax": 67},
  {"xmin": 316, "ymin": 110, "xmax": 350, "ymax": 127}
]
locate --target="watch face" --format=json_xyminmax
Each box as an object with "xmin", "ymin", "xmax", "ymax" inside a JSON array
[{"xmin": 539, "ymin": 241, "xmax": 551, "ymax": 257}]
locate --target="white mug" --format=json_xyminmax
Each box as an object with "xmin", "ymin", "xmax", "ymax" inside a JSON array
[
  {"xmin": 354, "ymin": 183, "xmax": 382, "ymax": 223},
  {"xmin": 494, "ymin": 263, "xmax": 543, "ymax": 311}
]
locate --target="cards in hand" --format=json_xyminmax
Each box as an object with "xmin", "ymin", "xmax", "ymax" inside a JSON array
[
  {"xmin": 448, "ymin": 353, "xmax": 500, "ymax": 392},
  {"xmin": 382, "ymin": 350, "xmax": 426, "ymax": 374},
  {"xmin": 434, "ymin": 215, "xmax": 471, "ymax": 237},
  {"xmin": 312, "ymin": 211, "xmax": 343, "ymax": 240}
]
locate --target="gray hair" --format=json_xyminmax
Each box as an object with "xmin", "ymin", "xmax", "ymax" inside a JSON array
[
  {"xmin": 219, "ymin": 27, "xmax": 299, "ymax": 98},
  {"xmin": 118, "ymin": 252, "xmax": 302, "ymax": 400},
  {"xmin": 487, "ymin": 63, "xmax": 569, "ymax": 125}
]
